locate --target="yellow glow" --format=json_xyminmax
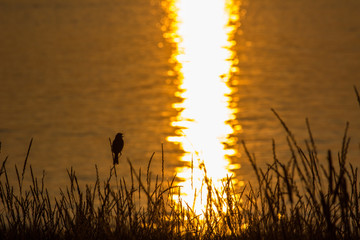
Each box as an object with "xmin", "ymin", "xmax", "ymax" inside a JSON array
[{"xmin": 163, "ymin": 0, "xmax": 241, "ymax": 213}]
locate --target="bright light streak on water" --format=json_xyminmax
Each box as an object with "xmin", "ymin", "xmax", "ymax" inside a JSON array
[{"xmin": 164, "ymin": 0, "xmax": 242, "ymax": 212}]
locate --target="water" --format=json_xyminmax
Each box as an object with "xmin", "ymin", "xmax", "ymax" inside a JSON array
[
  {"xmin": 0, "ymin": 0, "xmax": 179, "ymax": 190},
  {"xmin": 1, "ymin": 0, "xmax": 360, "ymax": 200},
  {"xmin": 233, "ymin": 0, "xmax": 360, "ymax": 180}
]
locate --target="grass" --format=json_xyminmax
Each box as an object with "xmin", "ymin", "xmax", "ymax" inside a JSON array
[{"xmin": 1, "ymin": 87, "xmax": 360, "ymax": 239}]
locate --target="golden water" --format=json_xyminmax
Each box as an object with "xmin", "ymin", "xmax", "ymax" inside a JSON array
[{"xmin": 1, "ymin": 0, "xmax": 360, "ymax": 200}]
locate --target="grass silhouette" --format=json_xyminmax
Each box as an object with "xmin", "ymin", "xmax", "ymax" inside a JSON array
[{"xmin": 1, "ymin": 87, "xmax": 360, "ymax": 239}]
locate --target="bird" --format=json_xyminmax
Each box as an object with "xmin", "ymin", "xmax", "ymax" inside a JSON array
[{"xmin": 111, "ymin": 133, "xmax": 124, "ymax": 164}]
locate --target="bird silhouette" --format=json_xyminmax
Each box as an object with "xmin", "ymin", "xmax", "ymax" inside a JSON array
[{"xmin": 112, "ymin": 133, "xmax": 124, "ymax": 164}]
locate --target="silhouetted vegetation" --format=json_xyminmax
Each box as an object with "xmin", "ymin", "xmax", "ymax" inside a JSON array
[{"xmin": 1, "ymin": 87, "xmax": 360, "ymax": 239}]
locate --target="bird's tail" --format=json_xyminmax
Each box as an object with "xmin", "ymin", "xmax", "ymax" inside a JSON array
[{"xmin": 113, "ymin": 154, "xmax": 119, "ymax": 165}]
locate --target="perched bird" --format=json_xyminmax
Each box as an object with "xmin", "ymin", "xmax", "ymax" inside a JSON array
[{"xmin": 112, "ymin": 133, "xmax": 124, "ymax": 164}]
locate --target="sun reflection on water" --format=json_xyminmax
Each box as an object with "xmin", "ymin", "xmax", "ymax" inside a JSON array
[{"xmin": 163, "ymin": 0, "xmax": 242, "ymax": 212}]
